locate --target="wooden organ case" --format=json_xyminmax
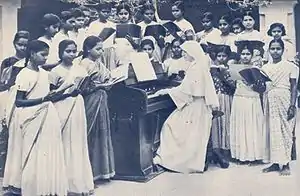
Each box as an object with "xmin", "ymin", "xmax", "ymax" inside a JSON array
[{"xmin": 108, "ymin": 76, "xmax": 179, "ymax": 182}]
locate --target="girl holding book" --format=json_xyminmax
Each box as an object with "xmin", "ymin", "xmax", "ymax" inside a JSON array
[
  {"xmin": 262, "ymin": 39, "xmax": 298, "ymax": 176},
  {"xmin": 209, "ymin": 44, "xmax": 235, "ymax": 166},
  {"xmin": 79, "ymin": 36, "xmax": 115, "ymax": 181},
  {"xmin": 229, "ymin": 40, "xmax": 267, "ymax": 164},
  {"xmin": 3, "ymin": 40, "xmax": 68, "ymax": 196},
  {"xmin": 138, "ymin": 3, "xmax": 158, "ymax": 36},
  {"xmin": 50, "ymin": 40, "xmax": 94, "ymax": 195}
]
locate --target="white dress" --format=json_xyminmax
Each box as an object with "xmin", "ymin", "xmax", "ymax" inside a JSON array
[
  {"xmin": 230, "ymin": 80, "xmax": 266, "ymax": 161},
  {"xmin": 3, "ymin": 67, "xmax": 68, "ymax": 196},
  {"xmin": 50, "ymin": 65, "xmax": 94, "ymax": 195}
]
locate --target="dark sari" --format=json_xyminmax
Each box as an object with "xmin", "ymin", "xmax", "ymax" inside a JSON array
[{"xmin": 80, "ymin": 58, "xmax": 115, "ymax": 180}]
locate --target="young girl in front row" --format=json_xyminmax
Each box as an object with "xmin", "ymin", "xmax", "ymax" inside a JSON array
[
  {"xmin": 3, "ymin": 40, "xmax": 68, "ymax": 196},
  {"xmin": 50, "ymin": 40, "xmax": 94, "ymax": 195},
  {"xmin": 210, "ymin": 44, "xmax": 234, "ymax": 166},
  {"xmin": 79, "ymin": 36, "xmax": 115, "ymax": 181},
  {"xmin": 229, "ymin": 41, "xmax": 267, "ymax": 165}
]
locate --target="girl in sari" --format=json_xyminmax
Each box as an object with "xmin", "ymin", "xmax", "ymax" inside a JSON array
[
  {"xmin": 3, "ymin": 40, "xmax": 68, "ymax": 196},
  {"xmin": 262, "ymin": 39, "xmax": 298, "ymax": 176},
  {"xmin": 230, "ymin": 41, "xmax": 267, "ymax": 164},
  {"xmin": 50, "ymin": 40, "xmax": 94, "ymax": 195},
  {"xmin": 79, "ymin": 36, "xmax": 115, "ymax": 181},
  {"xmin": 153, "ymin": 41, "xmax": 219, "ymax": 173}
]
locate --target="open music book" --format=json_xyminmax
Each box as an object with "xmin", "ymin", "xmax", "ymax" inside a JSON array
[
  {"xmin": 129, "ymin": 52, "xmax": 157, "ymax": 82},
  {"xmin": 227, "ymin": 64, "xmax": 271, "ymax": 84},
  {"xmin": 239, "ymin": 67, "xmax": 271, "ymax": 84},
  {"xmin": 94, "ymin": 65, "xmax": 129, "ymax": 87}
]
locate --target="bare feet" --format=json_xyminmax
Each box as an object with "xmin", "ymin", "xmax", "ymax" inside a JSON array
[
  {"xmin": 279, "ymin": 164, "xmax": 291, "ymax": 176},
  {"xmin": 262, "ymin": 164, "xmax": 280, "ymax": 173}
]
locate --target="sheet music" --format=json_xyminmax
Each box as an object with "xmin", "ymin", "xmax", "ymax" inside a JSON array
[
  {"xmin": 227, "ymin": 64, "xmax": 249, "ymax": 81},
  {"xmin": 129, "ymin": 52, "xmax": 157, "ymax": 82}
]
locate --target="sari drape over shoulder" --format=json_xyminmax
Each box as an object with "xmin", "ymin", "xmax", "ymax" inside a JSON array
[
  {"xmin": 79, "ymin": 58, "xmax": 115, "ymax": 180},
  {"xmin": 262, "ymin": 60, "xmax": 299, "ymax": 165},
  {"xmin": 50, "ymin": 65, "xmax": 94, "ymax": 195},
  {"xmin": 3, "ymin": 68, "xmax": 68, "ymax": 196},
  {"xmin": 154, "ymin": 41, "xmax": 218, "ymax": 173}
]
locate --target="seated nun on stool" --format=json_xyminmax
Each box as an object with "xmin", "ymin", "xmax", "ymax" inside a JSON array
[{"xmin": 153, "ymin": 41, "xmax": 221, "ymax": 173}]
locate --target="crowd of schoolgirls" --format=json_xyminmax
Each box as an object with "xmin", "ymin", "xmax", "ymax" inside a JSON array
[{"xmin": 0, "ymin": 0, "xmax": 299, "ymax": 195}]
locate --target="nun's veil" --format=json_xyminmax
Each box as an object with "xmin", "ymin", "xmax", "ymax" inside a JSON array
[{"xmin": 180, "ymin": 41, "xmax": 210, "ymax": 70}]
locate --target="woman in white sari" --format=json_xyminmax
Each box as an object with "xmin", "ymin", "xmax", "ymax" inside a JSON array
[
  {"xmin": 3, "ymin": 40, "xmax": 68, "ymax": 196},
  {"xmin": 262, "ymin": 39, "xmax": 298, "ymax": 176},
  {"xmin": 153, "ymin": 41, "xmax": 219, "ymax": 173},
  {"xmin": 50, "ymin": 40, "xmax": 94, "ymax": 194}
]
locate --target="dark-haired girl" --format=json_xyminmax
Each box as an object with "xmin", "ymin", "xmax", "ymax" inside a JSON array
[
  {"xmin": 0, "ymin": 31, "xmax": 30, "ymax": 89},
  {"xmin": 138, "ymin": 3, "xmax": 158, "ymax": 35},
  {"xmin": 117, "ymin": 2, "xmax": 133, "ymax": 24},
  {"xmin": 262, "ymin": 39, "xmax": 298, "ymax": 176},
  {"xmin": 171, "ymin": 1, "xmax": 194, "ymax": 34},
  {"xmin": 217, "ymin": 15, "xmax": 237, "ymax": 52},
  {"xmin": 264, "ymin": 23, "xmax": 296, "ymax": 63},
  {"xmin": 231, "ymin": 18, "xmax": 244, "ymax": 35},
  {"xmin": 50, "ymin": 40, "xmax": 94, "ymax": 195},
  {"xmin": 3, "ymin": 40, "xmax": 68, "ymax": 196},
  {"xmin": 0, "ymin": 31, "xmax": 30, "ymax": 126},
  {"xmin": 196, "ymin": 12, "xmax": 221, "ymax": 45},
  {"xmin": 38, "ymin": 13, "xmax": 61, "ymax": 65},
  {"xmin": 238, "ymin": 11, "xmax": 262, "ymax": 41},
  {"xmin": 164, "ymin": 39, "xmax": 190, "ymax": 79},
  {"xmin": 230, "ymin": 41, "xmax": 267, "ymax": 164},
  {"xmin": 209, "ymin": 44, "xmax": 234, "ymax": 166},
  {"xmin": 79, "ymin": 36, "xmax": 115, "ymax": 181}
]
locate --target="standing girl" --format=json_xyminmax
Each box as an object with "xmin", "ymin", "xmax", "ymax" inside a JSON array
[
  {"xmin": 265, "ymin": 23, "xmax": 296, "ymax": 63},
  {"xmin": 138, "ymin": 3, "xmax": 158, "ymax": 36},
  {"xmin": 238, "ymin": 11, "xmax": 262, "ymax": 41},
  {"xmin": 50, "ymin": 40, "xmax": 94, "ymax": 195},
  {"xmin": 262, "ymin": 39, "xmax": 298, "ymax": 176},
  {"xmin": 210, "ymin": 44, "xmax": 235, "ymax": 166},
  {"xmin": 217, "ymin": 15, "xmax": 237, "ymax": 52},
  {"xmin": 3, "ymin": 40, "xmax": 68, "ymax": 196},
  {"xmin": 171, "ymin": 1, "xmax": 194, "ymax": 35},
  {"xmin": 164, "ymin": 38, "xmax": 190, "ymax": 79},
  {"xmin": 230, "ymin": 41, "xmax": 267, "ymax": 164},
  {"xmin": 80, "ymin": 36, "xmax": 115, "ymax": 181},
  {"xmin": 196, "ymin": 12, "xmax": 221, "ymax": 45}
]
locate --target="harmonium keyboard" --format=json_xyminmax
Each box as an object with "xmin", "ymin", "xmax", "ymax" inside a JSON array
[{"xmin": 107, "ymin": 78, "xmax": 180, "ymax": 182}]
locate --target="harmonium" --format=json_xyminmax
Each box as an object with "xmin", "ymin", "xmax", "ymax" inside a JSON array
[{"xmin": 107, "ymin": 54, "xmax": 181, "ymax": 182}]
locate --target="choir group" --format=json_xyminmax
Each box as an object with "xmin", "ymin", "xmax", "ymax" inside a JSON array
[{"xmin": 0, "ymin": 0, "xmax": 298, "ymax": 195}]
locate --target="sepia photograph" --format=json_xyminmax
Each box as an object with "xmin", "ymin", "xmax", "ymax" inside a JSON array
[{"xmin": 0, "ymin": 0, "xmax": 299, "ymax": 195}]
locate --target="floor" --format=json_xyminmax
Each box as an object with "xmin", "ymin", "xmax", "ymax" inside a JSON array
[{"xmin": 94, "ymin": 162, "xmax": 299, "ymax": 196}]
